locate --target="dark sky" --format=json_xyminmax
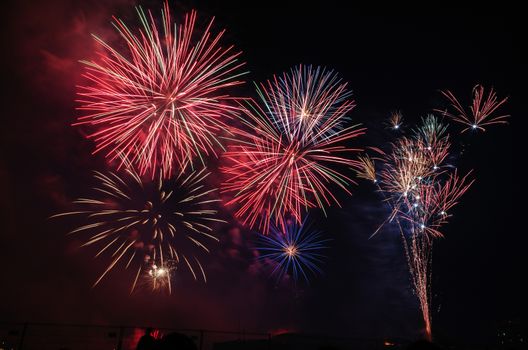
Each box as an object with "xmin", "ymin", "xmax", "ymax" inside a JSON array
[{"xmin": 1, "ymin": 0, "xmax": 522, "ymax": 345}]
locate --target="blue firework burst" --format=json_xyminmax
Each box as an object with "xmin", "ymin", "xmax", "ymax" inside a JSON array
[{"xmin": 256, "ymin": 216, "xmax": 330, "ymax": 283}]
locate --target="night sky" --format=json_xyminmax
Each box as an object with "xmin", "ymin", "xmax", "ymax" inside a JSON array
[{"xmin": 1, "ymin": 1, "xmax": 522, "ymax": 345}]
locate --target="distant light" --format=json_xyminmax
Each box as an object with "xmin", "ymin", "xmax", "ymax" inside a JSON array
[
  {"xmin": 420, "ymin": 224, "xmax": 425, "ymax": 229},
  {"xmin": 413, "ymin": 203, "xmax": 419, "ymax": 208},
  {"xmin": 440, "ymin": 211, "xmax": 446, "ymax": 216},
  {"xmin": 415, "ymin": 195, "xmax": 420, "ymax": 200},
  {"xmin": 427, "ymin": 146, "xmax": 432, "ymax": 151},
  {"xmin": 472, "ymin": 124, "xmax": 478, "ymax": 129},
  {"xmin": 394, "ymin": 125, "xmax": 400, "ymax": 130},
  {"xmin": 433, "ymin": 165, "xmax": 438, "ymax": 170}
]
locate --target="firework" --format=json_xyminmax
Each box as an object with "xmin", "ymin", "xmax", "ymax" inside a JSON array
[
  {"xmin": 256, "ymin": 216, "xmax": 330, "ymax": 283},
  {"xmin": 436, "ymin": 85, "xmax": 509, "ymax": 132},
  {"xmin": 361, "ymin": 115, "xmax": 473, "ymax": 340},
  {"xmin": 414, "ymin": 115, "xmax": 447, "ymax": 149},
  {"xmin": 221, "ymin": 65, "xmax": 365, "ymax": 233},
  {"xmin": 75, "ymin": 2, "xmax": 246, "ymax": 178},
  {"xmin": 389, "ymin": 111, "xmax": 403, "ymax": 130},
  {"xmin": 142, "ymin": 260, "xmax": 175, "ymax": 293},
  {"xmin": 396, "ymin": 169, "xmax": 474, "ymax": 239},
  {"xmin": 51, "ymin": 165, "xmax": 223, "ymax": 293},
  {"xmin": 356, "ymin": 154, "xmax": 377, "ymax": 183}
]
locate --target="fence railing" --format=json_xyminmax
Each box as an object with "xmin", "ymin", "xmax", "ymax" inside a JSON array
[
  {"xmin": 0, "ymin": 322, "xmax": 272, "ymax": 350},
  {"xmin": 0, "ymin": 322, "xmax": 402, "ymax": 350}
]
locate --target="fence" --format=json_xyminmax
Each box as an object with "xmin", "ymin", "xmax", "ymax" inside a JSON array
[
  {"xmin": 0, "ymin": 323, "xmax": 272, "ymax": 350},
  {"xmin": 0, "ymin": 322, "xmax": 402, "ymax": 350}
]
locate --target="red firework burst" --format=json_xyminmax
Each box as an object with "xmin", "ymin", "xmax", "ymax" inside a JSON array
[
  {"xmin": 75, "ymin": 2, "xmax": 246, "ymax": 178},
  {"xmin": 221, "ymin": 65, "xmax": 365, "ymax": 233},
  {"xmin": 436, "ymin": 85, "xmax": 509, "ymax": 132}
]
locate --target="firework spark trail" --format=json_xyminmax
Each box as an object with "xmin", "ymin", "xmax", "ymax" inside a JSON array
[
  {"xmin": 389, "ymin": 111, "xmax": 403, "ymax": 130},
  {"xmin": 221, "ymin": 65, "xmax": 365, "ymax": 233},
  {"xmin": 436, "ymin": 85, "xmax": 509, "ymax": 132},
  {"xmin": 359, "ymin": 114, "xmax": 473, "ymax": 340},
  {"xmin": 75, "ymin": 2, "xmax": 247, "ymax": 178},
  {"xmin": 140, "ymin": 260, "xmax": 175, "ymax": 293},
  {"xmin": 256, "ymin": 216, "xmax": 330, "ymax": 283},
  {"xmin": 51, "ymin": 163, "xmax": 223, "ymax": 293},
  {"xmin": 406, "ymin": 224, "xmax": 433, "ymax": 341},
  {"xmin": 356, "ymin": 154, "xmax": 377, "ymax": 183}
]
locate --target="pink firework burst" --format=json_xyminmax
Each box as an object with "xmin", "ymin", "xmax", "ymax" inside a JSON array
[
  {"xmin": 437, "ymin": 84, "xmax": 509, "ymax": 132},
  {"xmin": 221, "ymin": 65, "xmax": 365, "ymax": 233},
  {"xmin": 75, "ymin": 2, "xmax": 246, "ymax": 178}
]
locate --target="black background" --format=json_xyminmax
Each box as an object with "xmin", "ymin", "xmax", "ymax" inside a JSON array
[{"xmin": 1, "ymin": 0, "xmax": 522, "ymax": 345}]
